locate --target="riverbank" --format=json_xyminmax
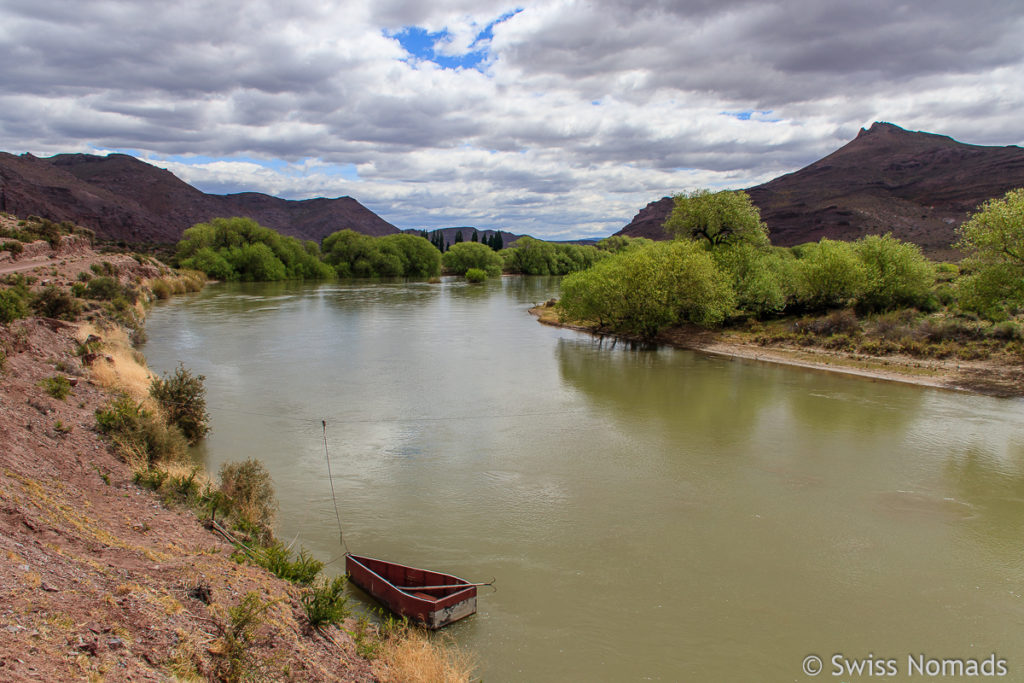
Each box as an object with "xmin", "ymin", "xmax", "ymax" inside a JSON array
[
  {"xmin": 0, "ymin": 230, "xmax": 470, "ymax": 680},
  {"xmin": 531, "ymin": 304, "xmax": 1024, "ymax": 398}
]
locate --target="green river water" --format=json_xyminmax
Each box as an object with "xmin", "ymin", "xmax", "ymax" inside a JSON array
[{"xmin": 142, "ymin": 277, "xmax": 1024, "ymax": 681}]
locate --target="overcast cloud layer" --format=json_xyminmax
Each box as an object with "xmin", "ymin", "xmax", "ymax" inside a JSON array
[{"xmin": 2, "ymin": 0, "xmax": 1022, "ymax": 238}]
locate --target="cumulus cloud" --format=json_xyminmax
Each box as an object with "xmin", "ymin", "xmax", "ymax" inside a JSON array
[{"xmin": 1, "ymin": 0, "xmax": 1022, "ymax": 238}]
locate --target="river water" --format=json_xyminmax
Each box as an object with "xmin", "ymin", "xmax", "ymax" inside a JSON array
[{"xmin": 142, "ymin": 277, "xmax": 1024, "ymax": 681}]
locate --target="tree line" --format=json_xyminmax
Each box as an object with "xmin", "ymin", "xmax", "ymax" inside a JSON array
[
  {"xmin": 174, "ymin": 217, "xmax": 606, "ymax": 281},
  {"xmin": 558, "ymin": 188, "xmax": 1024, "ymax": 338}
]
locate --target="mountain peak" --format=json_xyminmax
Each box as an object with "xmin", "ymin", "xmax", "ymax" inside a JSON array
[{"xmin": 616, "ymin": 124, "xmax": 1024, "ymax": 257}]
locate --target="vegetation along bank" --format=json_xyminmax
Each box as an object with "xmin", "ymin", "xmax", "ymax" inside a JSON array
[
  {"xmin": 542, "ymin": 188, "xmax": 1024, "ymax": 398},
  {"xmin": 0, "ymin": 214, "xmax": 473, "ymax": 681}
]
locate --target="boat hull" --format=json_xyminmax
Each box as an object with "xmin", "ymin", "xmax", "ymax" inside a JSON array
[{"xmin": 345, "ymin": 554, "xmax": 477, "ymax": 629}]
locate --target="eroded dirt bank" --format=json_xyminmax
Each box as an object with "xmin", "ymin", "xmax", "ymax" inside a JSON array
[{"xmin": 0, "ymin": 236, "xmax": 382, "ymax": 680}]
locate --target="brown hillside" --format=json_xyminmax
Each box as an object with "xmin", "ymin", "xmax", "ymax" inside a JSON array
[
  {"xmin": 0, "ymin": 152, "xmax": 398, "ymax": 243},
  {"xmin": 616, "ymin": 123, "xmax": 1024, "ymax": 257}
]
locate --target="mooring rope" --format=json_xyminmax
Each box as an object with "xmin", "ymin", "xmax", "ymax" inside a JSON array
[{"xmin": 322, "ymin": 419, "xmax": 350, "ymax": 556}]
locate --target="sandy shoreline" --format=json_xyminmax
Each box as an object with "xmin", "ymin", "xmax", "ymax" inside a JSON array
[{"xmin": 530, "ymin": 306, "xmax": 1024, "ymax": 399}]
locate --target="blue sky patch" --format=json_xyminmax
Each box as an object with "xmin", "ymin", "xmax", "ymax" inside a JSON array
[
  {"xmin": 721, "ymin": 110, "xmax": 781, "ymax": 122},
  {"xmin": 389, "ymin": 9, "xmax": 521, "ymax": 71}
]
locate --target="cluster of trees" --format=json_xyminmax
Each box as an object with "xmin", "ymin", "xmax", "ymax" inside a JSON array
[
  {"xmin": 558, "ymin": 189, "xmax": 964, "ymax": 338},
  {"xmin": 441, "ymin": 241, "xmax": 504, "ymax": 277},
  {"xmin": 499, "ymin": 236, "xmax": 606, "ymax": 275},
  {"xmin": 321, "ymin": 230, "xmax": 441, "ymax": 278},
  {"xmin": 421, "ymin": 229, "xmax": 504, "ymax": 253},
  {"xmin": 176, "ymin": 217, "xmax": 334, "ymax": 281},
  {"xmin": 174, "ymin": 218, "xmax": 609, "ymax": 282}
]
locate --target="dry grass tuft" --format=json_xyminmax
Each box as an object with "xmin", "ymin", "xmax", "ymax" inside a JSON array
[
  {"xmin": 375, "ymin": 625, "xmax": 476, "ymax": 683},
  {"xmin": 77, "ymin": 322, "xmax": 154, "ymax": 402}
]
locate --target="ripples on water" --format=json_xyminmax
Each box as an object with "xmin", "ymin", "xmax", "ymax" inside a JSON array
[{"xmin": 143, "ymin": 279, "xmax": 1024, "ymax": 681}]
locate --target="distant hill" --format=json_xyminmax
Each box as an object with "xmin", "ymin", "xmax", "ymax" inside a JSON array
[
  {"xmin": 616, "ymin": 122, "xmax": 1024, "ymax": 257},
  {"xmin": 0, "ymin": 152, "xmax": 398, "ymax": 243}
]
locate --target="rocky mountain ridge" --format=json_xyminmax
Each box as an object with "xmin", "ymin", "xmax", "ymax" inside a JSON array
[
  {"xmin": 616, "ymin": 123, "xmax": 1024, "ymax": 256},
  {"xmin": 0, "ymin": 152, "xmax": 398, "ymax": 244}
]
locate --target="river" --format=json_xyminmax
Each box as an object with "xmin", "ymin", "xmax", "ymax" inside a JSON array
[{"xmin": 142, "ymin": 277, "xmax": 1024, "ymax": 681}]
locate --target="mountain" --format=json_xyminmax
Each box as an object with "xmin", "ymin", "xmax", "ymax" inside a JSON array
[
  {"xmin": 615, "ymin": 123, "xmax": 1024, "ymax": 256},
  {"xmin": 0, "ymin": 152, "xmax": 398, "ymax": 243}
]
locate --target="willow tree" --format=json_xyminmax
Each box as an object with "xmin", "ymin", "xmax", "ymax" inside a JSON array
[
  {"xmin": 955, "ymin": 188, "xmax": 1024, "ymax": 319},
  {"xmin": 663, "ymin": 189, "xmax": 769, "ymax": 249}
]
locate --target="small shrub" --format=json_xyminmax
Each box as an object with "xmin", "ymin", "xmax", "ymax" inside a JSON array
[
  {"xmin": 257, "ymin": 543, "xmax": 323, "ymax": 585},
  {"xmin": 808, "ymin": 309, "xmax": 860, "ymax": 336},
  {"xmin": 150, "ymin": 363, "xmax": 209, "ymax": 443},
  {"xmin": 219, "ymin": 459, "xmax": 277, "ymax": 542},
  {"xmin": 2, "ymin": 241, "xmax": 23, "ymax": 255},
  {"xmin": 134, "ymin": 468, "xmax": 170, "ymax": 491},
  {"xmin": 54, "ymin": 359, "xmax": 76, "ymax": 373},
  {"xmin": 151, "ymin": 279, "xmax": 172, "ymax": 300},
  {"xmin": 984, "ymin": 320, "xmax": 1021, "ymax": 341},
  {"xmin": 464, "ymin": 268, "xmax": 487, "ymax": 283},
  {"xmin": 77, "ymin": 271, "xmax": 92, "ymax": 282},
  {"xmin": 32, "ymin": 286, "xmax": 81, "ymax": 320},
  {"xmin": 301, "ymin": 575, "xmax": 349, "ymax": 629},
  {"xmin": 211, "ymin": 592, "xmax": 272, "ymax": 683},
  {"xmin": 84, "ymin": 276, "xmax": 121, "ymax": 300},
  {"xmin": 0, "ymin": 287, "xmax": 30, "ymax": 323},
  {"xmin": 40, "ymin": 375, "xmax": 72, "ymax": 400},
  {"xmin": 96, "ymin": 395, "xmax": 188, "ymax": 466}
]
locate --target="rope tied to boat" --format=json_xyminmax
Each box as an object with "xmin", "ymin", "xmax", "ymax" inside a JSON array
[{"xmin": 322, "ymin": 419, "xmax": 350, "ymax": 556}]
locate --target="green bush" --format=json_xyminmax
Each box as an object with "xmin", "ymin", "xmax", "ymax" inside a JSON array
[
  {"xmin": 301, "ymin": 575, "xmax": 349, "ymax": 629},
  {"xmin": 32, "ymin": 286, "xmax": 81, "ymax": 320},
  {"xmin": 442, "ymin": 241, "xmax": 503, "ymax": 276},
  {"xmin": 177, "ymin": 217, "xmax": 336, "ymax": 281},
  {"xmin": 713, "ymin": 243, "xmax": 795, "ymax": 317},
  {"xmin": 322, "ymin": 230, "xmax": 440, "ymax": 279},
  {"xmin": 149, "ymin": 363, "xmax": 210, "ymax": 444},
  {"xmin": 96, "ymin": 395, "xmax": 188, "ymax": 466},
  {"xmin": 559, "ymin": 240, "xmax": 735, "ymax": 337},
  {"xmin": 501, "ymin": 237, "xmax": 606, "ymax": 275},
  {"xmin": 255, "ymin": 543, "xmax": 323, "ymax": 585},
  {"xmin": 853, "ymin": 234, "xmax": 935, "ymax": 312},
  {"xmin": 2, "ymin": 241, "xmax": 23, "ymax": 255},
  {"xmin": 84, "ymin": 276, "xmax": 121, "ymax": 300},
  {"xmin": 465, "ymin": 268, "xmax": 487, "ymax": 283},
  {"xmin": 40, "ymin": 375, "xmax": 72, "ymax": 400},
  {"xmin": 219, "ymin": 459, "xmax": 277, "ymax": 542},
  {"xmin": 0, "ymin": 287, "xmax": 30, "ymax": 323},
  {"xmin": 212, "ymin": 592, "xmax": 273, "ymax": 683},
  {"xmin": 792, "ymin": 239, "xmax": 867, "ymax": 310}
]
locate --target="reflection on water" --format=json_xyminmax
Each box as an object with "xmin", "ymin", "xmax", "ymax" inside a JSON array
[{"xmin": 144, "ymin": 278, "xmax": 1024, "ymax": 681}]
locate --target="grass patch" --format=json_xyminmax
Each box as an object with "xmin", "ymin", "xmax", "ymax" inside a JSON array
[
  {"xmin": 375, "ymin": 622, "xmax": 476, "ymax": 683},
  {"xmin": 40, "ymin": 375, "xmax": 72, "ymax": 400},
  {"xmin": 301, "ymin": 575, "xmax": 349, "ymax": 628},
  {"xmin": 252, "ymin": 542, "xmax": 323, "ymax": 586}
]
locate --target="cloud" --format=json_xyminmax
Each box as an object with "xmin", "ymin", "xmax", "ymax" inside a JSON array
[{"xmin": 0, "ymin": 0, "xmax": 1022, "ymax": 238}]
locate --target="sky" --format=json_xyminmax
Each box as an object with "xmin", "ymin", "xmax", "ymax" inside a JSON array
[{"xmin": 1, "ymin": 1, "xmax": 1022, "ymax": 239}]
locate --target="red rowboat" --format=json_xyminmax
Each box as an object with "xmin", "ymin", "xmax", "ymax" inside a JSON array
[{"xmin": 345, "ymin": 553, "xmax": 477, "ymax": 629}]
